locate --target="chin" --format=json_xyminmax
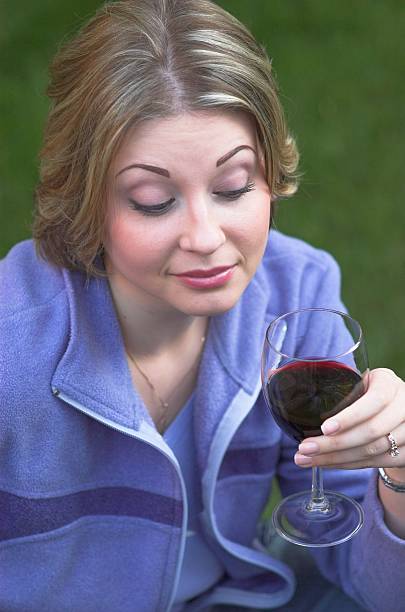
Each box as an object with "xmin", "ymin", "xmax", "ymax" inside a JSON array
[{"xmin": 175, "ymin": 287, "xmax": 245, "ymax": 317}]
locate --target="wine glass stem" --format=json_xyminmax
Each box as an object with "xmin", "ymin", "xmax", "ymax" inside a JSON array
[{"xmin": 306, "ymin": 466, "xmax": 330, "ymax": 512}]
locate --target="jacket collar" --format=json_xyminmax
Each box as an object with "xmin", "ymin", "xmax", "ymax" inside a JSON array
[
  {"xmin": 51, "ymin": 268, "xmax": 147, "ymax": 430},
  {"xmin": 210, "ymin": 262, "xmax": 276, "ymax": 395},
  {"xmin": 52, "ymin": 260, "xmax": 279, "ymax": 435},
  {"xmin": 193, "ymin": 262, "xmax": 282, "ymax": 470}
]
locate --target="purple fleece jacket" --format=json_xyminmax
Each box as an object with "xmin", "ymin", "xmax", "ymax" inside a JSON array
[{"xmin": 0, "ymin": 230, "xmax": 404, "ymax": 611}]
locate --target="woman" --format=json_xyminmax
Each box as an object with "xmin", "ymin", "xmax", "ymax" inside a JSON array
[{"xmin": 1, "ymin": 1, "xmax": 405, "ymax": 610}]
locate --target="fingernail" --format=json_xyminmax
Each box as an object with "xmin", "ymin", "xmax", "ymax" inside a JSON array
[
  {"xmin": 298, "ymin": 442, "xmax": 319, "ymax": 456},
  {"xmin": 294, "ymin": 453, "xmax": 313, "ymax": 466},
  {"xmin": 321, "ymin": 419, "xmax": 340, "ymax": 435}
]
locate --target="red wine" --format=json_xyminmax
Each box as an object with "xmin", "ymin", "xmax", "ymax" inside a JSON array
[{"xmin": 265, "ymin": 360, "xmax": 365, "ymax": 442}]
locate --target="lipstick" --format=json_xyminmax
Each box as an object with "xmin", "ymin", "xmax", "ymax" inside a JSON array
[{"xmin": 174, "ymin": 265, "xmax": 236, "ymax": 289}]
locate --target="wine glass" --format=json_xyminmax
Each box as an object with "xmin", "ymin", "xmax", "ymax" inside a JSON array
[{"xmin": 261, "ymin": 308, "xmax": 369, "ymax": 547}]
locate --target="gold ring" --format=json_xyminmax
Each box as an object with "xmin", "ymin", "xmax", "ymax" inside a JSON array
[{"xmin": 387, "ymin": 433, "xmax": 400, "ymax": 458}]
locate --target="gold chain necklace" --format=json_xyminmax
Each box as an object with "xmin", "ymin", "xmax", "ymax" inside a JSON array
[{"xmin": 125, "ymin": 335, "xmax": 206, "ymax": 417}]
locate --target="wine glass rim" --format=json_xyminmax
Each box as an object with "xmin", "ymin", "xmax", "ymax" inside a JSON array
[{"xmin": 265, "ymin": 307, "xmax": 364, "ymax": 362}]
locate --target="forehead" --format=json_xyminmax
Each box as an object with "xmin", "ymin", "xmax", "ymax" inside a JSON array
[{"xmin": 112, "ymin": 110, "xmax": 258, "ymax": 169}]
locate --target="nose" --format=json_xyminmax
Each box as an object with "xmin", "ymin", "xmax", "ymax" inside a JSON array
[{"xmin": 178, "ymin": 202, "xmax": 226, "ymax": 254}]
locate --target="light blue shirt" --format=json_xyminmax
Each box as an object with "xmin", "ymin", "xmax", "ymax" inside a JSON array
[{"xmin": 164, "ymin": 395, "xmax": 224, "ymax": 604}]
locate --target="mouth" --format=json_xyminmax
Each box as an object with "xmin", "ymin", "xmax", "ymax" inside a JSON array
[
  {"xmin": 175, "ymin": 266, "xmax": 234, "ymax": 278},
  {"xmin": 173, "ymin": 265, "xmax": 237, "ymax": 289}
]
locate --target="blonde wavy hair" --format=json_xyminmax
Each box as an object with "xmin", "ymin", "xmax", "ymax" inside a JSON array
[{"xmin": 33, "ymin": 0, "xmax": 299, "ymax": 275}]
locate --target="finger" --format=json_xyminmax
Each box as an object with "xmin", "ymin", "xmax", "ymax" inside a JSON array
[
  {"xmin": 294, "ymin": 456, "xmax": 370, "ymax": 469},
  {"xmin": 300, "ymin": 395, "xmax": 404, "ymax": 457},
  {"xmin": 320, "ymin": 368, "xmax": 401, "ymax": 436},
  {"xmin": 296, "ymin": 423, "xmax": 405, "ymax": 469}
]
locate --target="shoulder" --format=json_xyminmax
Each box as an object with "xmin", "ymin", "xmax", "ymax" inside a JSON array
[
  {"xmin": 0, "ymin": 241, "xmax": 71, "ymax": 412},
  {"xmin": 263, "ymin": 229, "xmax": 339, "ymax": 272},
  {"xmin": 254, "ymin": 230, "xmax": 343, "ymax": 313},
  {"xmin": 0, "ymin": 239, "xmax": 69, "ymax": 376},
  {"xmin": 0, "ymin": 239, "xmax": 66, "ymax": 319}
]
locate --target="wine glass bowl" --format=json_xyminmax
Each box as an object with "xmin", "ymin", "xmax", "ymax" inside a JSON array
[{"xmin": 261, "ymin": 308, "xmax": 369, "ymax": 547}]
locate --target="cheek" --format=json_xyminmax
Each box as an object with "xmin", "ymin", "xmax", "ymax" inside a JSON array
[
  {"xmin": 235, "ymin": 194, "xmax": 271, "ymax": 253},
  {"xmin": 104, "ymin": 214, "xmax": 166, "ymax": 271}
]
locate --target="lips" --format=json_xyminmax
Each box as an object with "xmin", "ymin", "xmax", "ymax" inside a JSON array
[
  {"xmin": 175, "ymin": 266, "xmax": 234, "ymax": 278},
  {"xmin": 173, "ymin": 265, "xmax": 236, "ymax": 289}
]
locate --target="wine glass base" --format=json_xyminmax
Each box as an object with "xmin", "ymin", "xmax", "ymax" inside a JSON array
[{"xmin": 273, "ymin": 490, "xmax": 364, "ymax": 547}]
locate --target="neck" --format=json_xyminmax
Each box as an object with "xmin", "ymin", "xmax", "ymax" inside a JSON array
[
  {"xmin": 107, "ymin": 280, "xmax": 208, "ymax": 358},
  {"xmin": 126, "ymin": 311, "xmax": 208, "ymax": 359},
  {"xmin": 106, "ymin": 274, "xmax": 208, "ymax": 432}
]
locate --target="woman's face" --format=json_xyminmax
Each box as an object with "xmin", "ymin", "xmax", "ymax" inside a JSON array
[{"xmin": 104, "ymin": 110, "xmax": 271, "ymax": 317}]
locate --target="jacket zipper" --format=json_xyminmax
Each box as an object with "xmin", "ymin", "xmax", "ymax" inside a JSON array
[{"xmin": 52, "ymin": 387, "xmax": 187, "ymax": 612}]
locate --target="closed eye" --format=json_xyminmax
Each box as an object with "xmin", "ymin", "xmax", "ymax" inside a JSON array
[
  {"xmin": 213, "ymin": 181, "xmax": 256, "ymax": 201},
  {"xmin": 129, "ymin": 180, "xmax": 256, "ymax": 216},
  {"xmin": 129, "ymin": 198, "xmax": 175, "ymax": 216}
]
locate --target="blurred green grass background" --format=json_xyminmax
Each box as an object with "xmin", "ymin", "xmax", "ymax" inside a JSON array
[{"xmin": 1, "ymin": 0, "xmax": 404, "ymax": 374}]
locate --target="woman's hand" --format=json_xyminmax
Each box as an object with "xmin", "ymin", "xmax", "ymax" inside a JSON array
[{"xmin": 294, "ymin": 368, "xmax": 405, "ymax": 473}]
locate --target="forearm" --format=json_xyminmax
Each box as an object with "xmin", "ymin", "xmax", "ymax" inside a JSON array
[{"xmin": 378, "ymin": 467, "xmax": 405, "ymax": 539}]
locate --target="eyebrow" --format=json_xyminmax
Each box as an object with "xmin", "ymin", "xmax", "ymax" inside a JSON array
[
  {"xmin": 115, "ymin": 144, "xmax": 256, "ymax": 178},
  {"xmin": 216, "ymin": 145, "xmax": 257, "ymax": 167},
  {"xmin": 116, "ymin": 163, "xmax": 169, "ymax": 178}
]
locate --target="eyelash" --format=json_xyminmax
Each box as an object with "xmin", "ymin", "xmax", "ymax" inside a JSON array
[
  {"xmin": 129, "ymin": 180, "xmax": 256, "ymax": 216},
  {"xmin": 213, "ymin": 180, "xmax": 256, "ymax": 201},
  {"xmin": 129, "ymin": 199, "xmax": 175, "ymax": 216}
]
